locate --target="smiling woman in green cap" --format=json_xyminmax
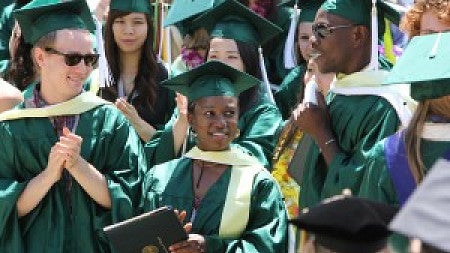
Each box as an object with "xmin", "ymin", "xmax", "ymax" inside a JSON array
[
  {"xmin": 0, "ymin": 0, "xmax": 146, "ymax": 252},
  {"xmin": 140, "ymin": 60, "xmax": 288, "ymax": 253},
  {"xmin": 146, "ymin": 0, "xmax": 283, "ymax": 169},
  {"xmin": 100, "ymin": 0, "xmax": 175, "ymax": 142}
]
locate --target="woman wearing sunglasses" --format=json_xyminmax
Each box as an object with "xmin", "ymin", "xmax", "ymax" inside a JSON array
[
  {"xmin": 101, "ymin": 0, "xmax": 175, "ymax": 142},
  {"xmin": 146, "ymin": 0, "xmax": 283, "ymax": 169},
  {"xmin": 141, "ymin": 61, "xmax": 288, "ymax": 253}
]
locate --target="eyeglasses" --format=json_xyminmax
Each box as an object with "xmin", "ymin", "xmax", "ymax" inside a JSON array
[
  {"xmin": 312, "ymin": 23, "xmax": 357, "ymax": 39},
  {"xmin": 44, "ymin": 48, "xmax": 99, "ymax": 67}
]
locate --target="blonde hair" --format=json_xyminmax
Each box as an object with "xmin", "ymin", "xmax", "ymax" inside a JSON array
[
  {"xmin": 400, "ymin": 0, "xmax": 450, "ymax": 37},
  {"xmin": 404, "ymin": 101, "xmax": 430, "ymax": 183}
]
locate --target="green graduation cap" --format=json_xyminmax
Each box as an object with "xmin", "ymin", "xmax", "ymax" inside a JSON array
[
  {"xmin": 299, "ymin": 0, "xmax": 324, "ymax": 23},
  {"xmin": 164, "ymin": 0, "xmax": 215, "ymax": 28},
  {"xmin": 162, "ymin": 60, "xmax": 260, "ymax": 101},
  {"xmin": 383, "ymin": 32, "xmax": 450, "ymax": 101},
  {"xmin": 13, "ymin": 0, "xmax": 95, "ymax": 45},
  {"xmin": 320, "ymin": 0, "xmax": 403, "ymax": 27},
  {"xmin": 109, "ymin": 0, "xmax": 152, "ymax": 15},
  {"xmin": 191, "ymin": 0, "xmax": 283, "ymax": 45}
]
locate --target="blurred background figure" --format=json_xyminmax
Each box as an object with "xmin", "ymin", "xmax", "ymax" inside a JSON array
[
  {"xmin": 290, "ymin": 193, "xmax": 398, "ymax": 253},
  {"xmin": 390, "ymin": 150, "xmax": 450, "ymax": 253}
]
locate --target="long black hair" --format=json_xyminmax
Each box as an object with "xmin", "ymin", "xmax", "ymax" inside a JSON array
[
  {"xmin": 205, "ymin": 39, "xmax": 262, "ymax": 115},
  {"xmin": 103, "ymin": 9, "xmax": 161, "ymax": 112}
]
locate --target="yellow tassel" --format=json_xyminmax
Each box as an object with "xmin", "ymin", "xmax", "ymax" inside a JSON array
[{"xmin": 383, "ymin": 18, "xmax": 396, "ymax": 64}]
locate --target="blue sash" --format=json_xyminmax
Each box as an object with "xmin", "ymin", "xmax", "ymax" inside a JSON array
[{"xmin": 384, "ymin": 131, "xmax": 416, "ymax": 206}]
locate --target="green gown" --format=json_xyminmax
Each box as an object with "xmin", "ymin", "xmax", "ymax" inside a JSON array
[
  {"xmin": 266, "ymin": 6, "xmax": 294, "ymax": 85},
  {"xmin": 145, "ymin": 95, "xmax": 282, "ymax": 169},
  {"xmin": 299, "ymin": 93, "xmax": 400, "ymax": 208},
  {"xmin": 140, "ymin": 156, "xmax": 288, "ymax": 253},
  {"xmin": 359, "ymin": 139, "xmax": 450, "ymax": 205},
  {"xmin": 274, "ymin": 64, "xmax": 306, "ymax": 120},
  {"xmin": 0, "ymin": 88, "xmax": 147, "ymax": 252},
  {"xmin": 358, "ymin": 138, "xmax": 450, "ymax": 253}
]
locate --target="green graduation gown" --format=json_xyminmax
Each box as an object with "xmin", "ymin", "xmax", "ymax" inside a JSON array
[
  {"xmin": 140, "ymin": 156, "xmax": 288, "ymax": 253},
  {"xmin": 274, "ymin": 65, "xmax": 306, "ymax": 120},
  {"xmin": 266, "ymin": 6, "xmax": 294, "ymax": 85},
  {"xmin": 0, "ymin": 92, "xmax": 147, "ymax": 252},
  {"xmin": 299, "ymin": 93, "xmax": 400, "ymax": 208},
  {"xmin": 359, "ymin": 139, "xmax": 450, "ymax": 205},
  {"xmin": 145, "ymin": 96, "xmax": 282, "ymax": 169}
]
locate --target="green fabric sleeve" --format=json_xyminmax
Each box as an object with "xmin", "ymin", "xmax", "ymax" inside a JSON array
[
  {"xmin": 274, "ymin": 66, "xmax": 305, "ymax": 119},
  {"xmin": 300, "ymin": 95, "xmax": 400, "ymax": 208}
]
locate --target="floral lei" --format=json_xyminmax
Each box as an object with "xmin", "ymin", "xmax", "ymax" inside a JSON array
[{"xmin": 181, "ymin": 47, "xmax": 205, "ymax": 69}]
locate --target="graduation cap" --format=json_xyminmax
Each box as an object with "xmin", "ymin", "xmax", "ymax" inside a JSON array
[
  {"xmin": 191, "ymin": 0, "xmax": 283, "ymax": 46},
  {"xmin": 109, "ymin": 0, "xmax": 152, "ymax": 14},
  {"xmin": 383, "ymin": 32, "xmax": 450, "ymax": 101},
  {"xmin": 13, "ymin": 0, "xmax": 95, "ymax": 45},
  {"xmin": 298, "ymin": 0, "xmax": 324, "ymax": 23},
  {"xmin": 290, "ymin": 196, "xmax": 398, "ymax": 253},
  {"xmin": 163, "ymin": 0, "xmax": 216, "ymax": 31},
  {"xmin": 161, "ymin": 60, "xmax": 260, "ymax": 101},
  {"xmin": 390, "ymin": 151, "xmax": 450, "ymax": 252}
]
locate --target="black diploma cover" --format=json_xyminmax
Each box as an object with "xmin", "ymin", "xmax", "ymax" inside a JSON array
[{"xmin": 103, "ymin": 206, "xmax": 188, "ymax": 253}]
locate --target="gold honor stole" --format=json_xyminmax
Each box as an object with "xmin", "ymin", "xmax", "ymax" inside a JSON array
[
  {"xmin": 0, "ymin": 92, "xmax": 110, "ymax": 121},
  {"xmin": 185, "ymin": 146, "xmax": 263, "ymax": 238}
]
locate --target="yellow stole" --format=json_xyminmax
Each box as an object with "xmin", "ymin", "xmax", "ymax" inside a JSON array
[
  {"xmin": 185, "ymin": 146, "xmax": 263, "ymax": 238},
  {"xmin": 0, "ymin": 92, "xmax": 110, "ymax": 121},
  {"xmin": 332, "ymin": 70, "xmax": 415, "ymax": 128}
]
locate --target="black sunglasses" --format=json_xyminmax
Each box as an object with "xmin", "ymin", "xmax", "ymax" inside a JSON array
[
  {"xmin": 45, "ymin": 47, "xmax": 99, "ymax": 67},
  {"xmin": 312, "ymin": 23, "xmax": 357, "ymax": 39}
]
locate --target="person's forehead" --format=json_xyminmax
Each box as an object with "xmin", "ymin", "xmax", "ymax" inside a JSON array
[
  {"xmin": 53, "ymin": 29, "xmax": 94, "ymax": 51},
  {"xmin": 315, "ymin": 10, "xmax": 350, "ymax": 24}
]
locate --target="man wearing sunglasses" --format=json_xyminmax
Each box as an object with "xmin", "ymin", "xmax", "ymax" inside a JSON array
[
  {"xmin": 0, "ymin": 0, "xmax": 146, "ymax": 252},
  {"xmin": 292, "ymin": 0, "xmax": 406, "ymax": 210}
]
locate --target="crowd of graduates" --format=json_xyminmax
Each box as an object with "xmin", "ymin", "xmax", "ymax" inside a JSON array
[{"xmin": 0, "ymin": 0, "xmax": 449, "ymax": 252}]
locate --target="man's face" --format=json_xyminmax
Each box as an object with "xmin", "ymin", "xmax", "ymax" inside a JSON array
[
  {"xmin": 310, "ymin": 10, "xmax": 355, "ymax": 74},
  {"xmin": 37, "ymin": 29, "xmax": 95, "ymax": 102}
]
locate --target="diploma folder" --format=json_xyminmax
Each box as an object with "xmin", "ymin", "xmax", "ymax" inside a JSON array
[{"xmin": 103, "ymin": 206, "xmax": 187, "ymax": 253}]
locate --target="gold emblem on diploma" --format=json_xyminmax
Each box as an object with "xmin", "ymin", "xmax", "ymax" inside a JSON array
[{"xmin": 142, "ymin": 245, "xmax": 159, "ymax": 253}]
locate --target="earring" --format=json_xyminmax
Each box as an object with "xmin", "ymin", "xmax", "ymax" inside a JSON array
[{"xmin": 235, "ymin": 129, "xmax": 240, "ymax": 138}]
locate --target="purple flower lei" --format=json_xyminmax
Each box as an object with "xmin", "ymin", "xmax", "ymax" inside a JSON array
[{"xmin": 181, "ymin": 47, "xmax": 205, "ymax": 69}]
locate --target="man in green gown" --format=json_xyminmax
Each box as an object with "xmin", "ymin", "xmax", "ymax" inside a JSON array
[
  {"xmin": 0, "ymin": 1, "xmax": 146, "ymax": 252},
  {"xmin": 141, "ymin": 61, "xmax": 287, "ymax": 253},
  {"xmin": 292, "ymin": 0, "xmax": 402, "ymax": 209}
]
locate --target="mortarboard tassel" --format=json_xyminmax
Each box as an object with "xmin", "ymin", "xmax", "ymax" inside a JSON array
[
  {"xmin": 258, "ymin": 47, "xmax": 275, "ymax": 103},
  {"xmin": 94, "ymin": 16, "xmax": 112, "ymax": 88},
  {"xmin": 368, "ymin": 0, "xmax": 379, "ymax": 71},
  {"xmin": 283, "ymin": 4, "xmax": 301, "ymax": 69}
]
